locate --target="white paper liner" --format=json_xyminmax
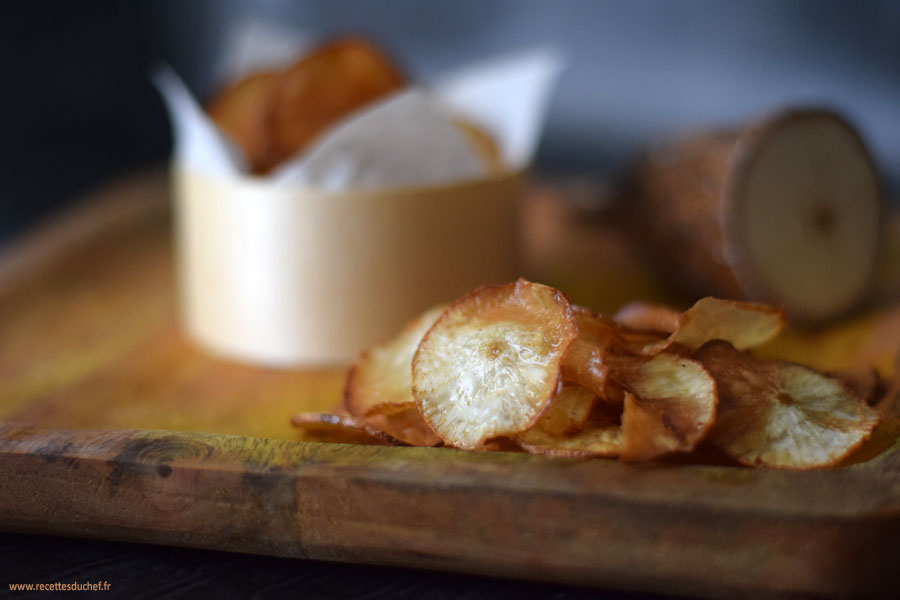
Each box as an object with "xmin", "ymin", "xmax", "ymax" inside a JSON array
[
  {"xmin": 155, "ymin": 37, "xmax": 562, "ymax": 186},
  {"xmin": 435, "ymin": 48, "xmax": 563, "ymax": 168},
  {"xmin": 153, "ymin": 66, "xmax": 246, "ymax": 177},
  {"xmin": 155, "ymin": 26, "xmax": 562, "ymax": 365},
  {"xmin": 270, "ymin": 89, "xmax": 488, "ymax": 190}
]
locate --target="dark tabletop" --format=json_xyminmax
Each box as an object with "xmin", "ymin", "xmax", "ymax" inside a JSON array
[{"xmin": 0, "ymin": 532, "xmax": 678, "ymax": 600}]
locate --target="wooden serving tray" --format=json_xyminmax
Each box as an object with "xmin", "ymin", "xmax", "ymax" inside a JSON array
[{"xmin": 1, "ymin": 172, "xmax": 899, "ymax": 598}]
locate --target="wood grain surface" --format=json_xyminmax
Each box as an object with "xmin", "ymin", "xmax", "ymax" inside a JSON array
[
  {"xmin": 1, "ymin": 170, "xmax": 900, "ymax": 598},
  {"xmin": 3, "ymin": 423, "xmax": 899, "ymax": 598}
]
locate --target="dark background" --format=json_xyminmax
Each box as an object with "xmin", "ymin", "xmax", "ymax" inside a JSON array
[{"xmin": 2, "ymin": 0, "xmax": 899, "ymax": 241}]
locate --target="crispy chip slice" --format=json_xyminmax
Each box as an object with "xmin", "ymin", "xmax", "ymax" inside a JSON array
[
  {"xmin": 533, "ymin": 384, "xmax": 596, "ymax": 436},
  {"xmin": 269, "ymin": 37, "xmax": 406, "ymax": 165},
  {"xmin": 291, "ymin": 412, "xmax": 401, "ymax": 445},
  {"xmin": 610, "ymin": 353, "xmax": 718, "ymax": 461},
  {"xmin": 572, "ymin": 305, "xmax": 619, "ymax": 345},
  {"xmin": 829, "ymin": 368, "xmax": 882, "ymax": 406},
  {"xmin": 366, "ymin": 407, "xmax": 442, "ymax": 447},
  {"xmin": 518, "ymin": 426, "xmax": 623, "ymax": 458},
  {"xmin": 479, "ymin": 437, "xmax": 524, "ymax": 452},
  {"xmin": 664, "ymin": 297, "xmax": 785, "ymax": 352},
  {"xmin": 561, "ymin": 340, "xmax": 611, "ymax": 402},
  {"xmin": 413, "ymin": 279, "xmax": 577, "ymax": 449},
  {"xmin": 363, "ymin": 401, "xmax": 417, "ymax": 417},
  {"xmin": 573, "ymin": 305, "xmax": 669, "ymax": 353},
  {"xmin": 563, "ymin": 307, "xmax": 667, "ymax": 399},
  {"xmin": 879, "ymin": 363, "xmax": 900, "ymax": 419},
  {"xmin": 518, "ymin": 401, "xmax": 622, "ymax": 458},
  {"xmin": 207, "ymin": 70, "xmax": 281, "ymax": 173},
  {"xmin": 614, "ymin": 301, "xmax": 681, "ymax": 334},
  {"xmin": 696, "ymin": 340, "xmax": 881, "ymax": 469},
  {"xmin": 345, "ymin": 305, "xmax": 446, "ymax": 418}
]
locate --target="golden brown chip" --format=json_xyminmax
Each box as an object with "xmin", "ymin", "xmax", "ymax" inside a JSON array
[
  {"xmin": 363, "ymin": 401, "xmax": 417, "ymax": 417},
  {"xmin": 532, "ymin": 384, "xmax": 596, "ymax": 436},
  {"xmin": 344, "ymin": 305, "xmax": 446, "ymax": 418},
  {"xmin": 291, "ymin": 412, "xmax": 401, "ymax": 445},
  {"xmin": 613, "ymin": 301, "xmax": 681, "ymax": 334},
  {"xmin": 517, "ymin": 401, "xmax": 622, "ymax": 458},
  {"xmin": 366, "ymin": 406, "xmax": 442, "ymax": 447},
  {"xmin": 563, "ymin": 306, "xmax": 666, "ymax": 399},
  {"xmin": 574, "ymin": 305, "xmax": 668, "ymax": 352},
  {"xmin": 663, "ymin": 297, "xmax": 785, "ymax": 352},
  {"xmin": 560, "ymin": 340, "xmax": 611, "ymax": 402},
  {"xmin": 207, "ymin": 71, "xmax": 281, "ymax": 174},
  {"xmin": 572, "ymin": 305, "xmax": 620, "ymax": 345},
  {"xmin": 829, "ymin": 368, "xmax": 882, "ymax": 406},
  {"xmin": 696, "ymin": 340, "xmax": 881, "ymax": 469},
  {"xmin": 878, "ymin": 365, "xmax": 900, "ymax": 419},
  {"xmin": 845, "ymin": 356, "xmax": 900, "ymax": 465},
  {"xmin": 478, "ymin": 437, "xmax": 524, "ymax": 452},
  {"xmin": 268, "ymin": 37, "xmax": 406, "ymax": 166},
  {"xmin": 611, "ymin": 353, "xmax": 718, "ymax": 461},
  {"xmin": 413, "ymin": 279, "xmax": 577, "ymax": 449},
  {"xmin": 518, "ymin": 426, "xmax": 623, "ymax": 458}
]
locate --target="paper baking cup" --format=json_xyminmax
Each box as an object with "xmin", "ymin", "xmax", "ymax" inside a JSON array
[{"xmin": 174, "ymin": 168, "xmax": 522, "ymax": 366}]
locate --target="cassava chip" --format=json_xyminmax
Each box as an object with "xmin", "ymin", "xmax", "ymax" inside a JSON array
[
  {"xmin": 572, "ymin": 305, "xmax": 620, "ymax": 346},
  {"xmin": 696, "ymin": 340, "xmax": 881, "ymax": 469},
  {"xmin": 879, "ymin": 356, "xmax": 900, "ymax": 418},
  {"xmin": 366, "ymin": 407, "xmax": 442, "ymax": 447},
  {"xmin": 574, "ymin": 305, "xmax": 668, "ymax": 353},
  {"xmin": 563, "ymin": 306, "xmax": 666, "ymax": 401},
  {"xmin": 207, "ymin": 70, "xmax": 281, "ymax": 174},
  {"xmin": 614, "ymin": 301, "xmax": 681, "ymax": 334},
  {"xmin": 345, "ymin": 305, "xmax": 446, "ymax": 418},
  {"xmin": 413, "ymin": 279, "xmax": 577, "ymax": 449},
  {"xmin": 479, "ymin": 437, "xmax": 523, "ymax": 452},
  {"xmin": 610, "ymin": 352, "xmax": 718, "ymax": 461},
  {"xmin": 269, "ymin": 37, "xmax": 406, "ymax": 166},
  {"xmin": 363, "ymin": 401, "xmax": 416, "ymax": 417},
  {"xmin": 829, "ymin": 368, "xmax": 881, "ymax": 406},
  {"xmin": 530, "ymin": 384, "xmax": 595, "ymax": 436},
  {"xmin": 518, "ymin": 401, "xmax": 622, "ymax": 458},
  {"xmin": 663, "ymin": 297, "xmax": 785, "ymax": 352},
  {"xmin": 561, "ymin": 340, "xmax": 611, "ymax": 403},
  {"xmin": 291, "ymin": 412, "xmax": 401, "ymax": 445}
]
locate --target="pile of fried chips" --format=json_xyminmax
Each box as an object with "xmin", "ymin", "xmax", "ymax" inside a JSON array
[
  {"xmin": 207, "ymin": 36, "xmax": 503, "ymax": 176},
  {"xmin": 208, "ymin": 37, "xmax": 407, "ymax": 174},
  {"xmin": 293, "ymin": 279, "xmax": 883, "ymax": 469}
]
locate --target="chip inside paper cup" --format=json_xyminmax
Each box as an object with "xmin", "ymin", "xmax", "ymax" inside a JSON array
[{"xmin": 175, "ymin": 167, "xmax": 521, "ymax": 366}]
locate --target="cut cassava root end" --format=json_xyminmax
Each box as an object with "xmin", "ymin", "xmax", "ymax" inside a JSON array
[{"xmin": 632, "ymin": 108, "xmax": 883, "ymax": 322}]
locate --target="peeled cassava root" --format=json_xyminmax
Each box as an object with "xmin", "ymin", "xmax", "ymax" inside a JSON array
[{"xmin": 631, "ymin": 108, "xmax": 883, "ymax": 323}]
